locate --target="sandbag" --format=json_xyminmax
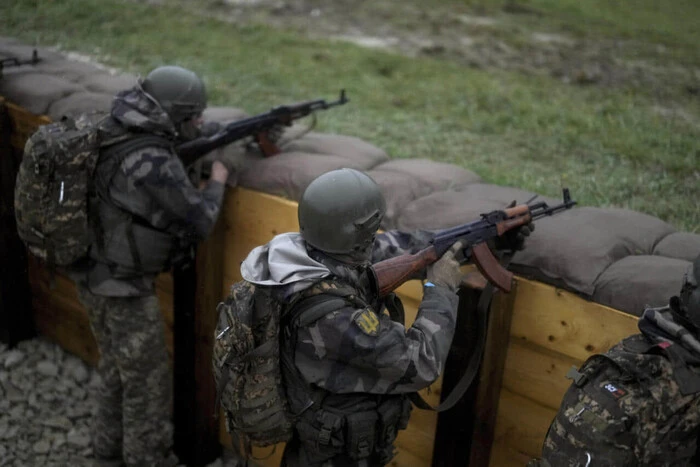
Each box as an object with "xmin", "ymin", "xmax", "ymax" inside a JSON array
[
  {"xmin": 653, "ymin": 232, "xmax": 700, "ymax": 262},
  {"xmin": 280, "ymin": 132, "xmax": 389, "ymax": 169},
  {"xmin": 0, "ymin": 72, "xmax": 82, "ymax": 115},
  {"xmin": 394, "ymin": 183, "xmax": 556, "ymax": 231},
  {"xmin": 47, "ymin": 91, "xmax": 114, "ymax": 119},
  {"xmin": 511, "ymin": 207, "xmax": 676, "ymax": 296},
  {"xmin": 592, "ymin": 255, "xmax": 690, "ymax": 316},
  {"xmin": 82, "ymin": 73, "xmax": 138, "ymax": 95},
  {"xmin": 235, "ymin": 151, "xmax": 380, "ymax": 201}
]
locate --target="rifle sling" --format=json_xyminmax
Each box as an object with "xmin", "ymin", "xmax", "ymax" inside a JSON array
[{"xmin": 409, "ymin": 253, "xmax": 514, "ymax": 413}]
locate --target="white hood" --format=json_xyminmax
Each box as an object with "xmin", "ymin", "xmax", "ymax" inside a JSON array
[{"xmin": 240, "ymin": 232, "xmax": 331, "ymax": 295}]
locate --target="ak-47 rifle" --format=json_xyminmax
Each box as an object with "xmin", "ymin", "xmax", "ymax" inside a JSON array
[
  {"xmin": 0, "ymin": 49, "xmax": 40, "ymax": 78},
  {"xmin": 176, "ymin": 89, "xmax": 349, "ymax": 166},
  {"xmin": 371, "ymin": 188, "xmax": 577, "ymax": 296}
]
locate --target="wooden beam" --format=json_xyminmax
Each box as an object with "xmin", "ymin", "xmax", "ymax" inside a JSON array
[
  {"xmin": 432, "ymin": 286, "xmax": 482, "ymax": 466},
  {"xmin": 0, "ymin": 97, "xmax": 36, "ymax": 346},
  {"xmin": 469, "ymin": 282, "xmax": 519, "ymax": 467},
  {"xmin": 510, "ymin": 277, "xmax": 638, "ymax": 360},
  {"xmin": 173, "ymin": 210, "xmax": 226, "ymax": 466}
]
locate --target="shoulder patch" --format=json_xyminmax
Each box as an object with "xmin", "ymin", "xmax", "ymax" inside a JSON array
[{"xmin": 353, "ymin": 308, "xmax": 380, "ymax": 336}]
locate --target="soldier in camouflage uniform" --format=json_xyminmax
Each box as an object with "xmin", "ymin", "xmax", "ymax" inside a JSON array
[
  {"xmin": 72, "ymin": 66, "xmax": 230, "ymax": 466},
  {"xmin": 531, "ymin": 253, "xmax": 700, "ymax": 467},
  {"xmin": 238, "ymin": 168, "xmax": 531, "ymax": 466}
]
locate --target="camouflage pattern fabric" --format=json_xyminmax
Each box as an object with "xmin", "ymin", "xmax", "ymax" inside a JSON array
[
  {"xmin": 82, "ymin": 87, "xmax": 225, "ymax": 297},
  {"xmin": 213, "ymin": 280, "xmax": 293, "ymax": 449},
  {"xmin": 534, "ymin": 306, "xmax": 700, "ymax": 467},
  {"xmin": 76, "ymin": 285, "xmax": 177, "ymax": 467},
  {"xmin": 15, "ymin": 112, "xmax": 131, "ymax": 266},
  {"xmin": 276, "ymin": 230, "xmax": 458, "ymax": 466}
]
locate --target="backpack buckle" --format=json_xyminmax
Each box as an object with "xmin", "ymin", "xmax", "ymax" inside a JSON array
[
  {"xmin": 316, "ymin": 411, "xmax": 342, "ymax": 446},
  {"xmin": 565, "ymin": 366, "xmax": 588, "ymax": 387}
]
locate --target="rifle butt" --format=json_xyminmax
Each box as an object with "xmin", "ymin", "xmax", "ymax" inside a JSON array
[{"xmin": 372, "ymin": 246, "xmax": 439, "ymax": 297}]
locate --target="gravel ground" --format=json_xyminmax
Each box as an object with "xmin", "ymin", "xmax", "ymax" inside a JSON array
[{"xmin": 0, "ymin": 338, "xmax": 243, "ymax": 467}]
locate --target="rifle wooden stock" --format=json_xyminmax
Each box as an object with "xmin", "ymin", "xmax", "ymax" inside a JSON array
[
  {"xmin": 495, "ymin": 213, "xmax": 532, "ymax": 236},
  {"xmin": 373, "ymin": 246, "xmax": 439, "ymax": 297}
]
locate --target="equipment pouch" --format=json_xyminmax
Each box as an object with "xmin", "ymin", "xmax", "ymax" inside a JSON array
[
  {"xmin": 376, "ymin": 398, "xmax": 402, "ymax": 447},
  {"xmin": 345, "ymin": 411, "xmax": 378, "ymax": 460}
]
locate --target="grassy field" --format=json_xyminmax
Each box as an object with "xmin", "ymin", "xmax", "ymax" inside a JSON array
[{"xmin": 1, "ymin": 0, "xmax": 698, "ymax": 231}]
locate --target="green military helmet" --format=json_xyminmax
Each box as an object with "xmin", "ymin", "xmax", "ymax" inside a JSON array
[
  {"xmin": 141, "ymin": 65, "xmax": 206, "ymax": 124},
  {"xmin": 298, "ymin": 168, "xmax": 386, "ymax": 254}
]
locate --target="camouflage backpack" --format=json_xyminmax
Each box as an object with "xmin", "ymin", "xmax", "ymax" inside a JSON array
[
  {"xmin": 213, "ymin": 279, "xmax": 358, "ymax": 454},
  {"xmin": 14, "ymin": 112, "xmax": 168, "ymax": 267},
  {"xmin": 535, "ymin": 333, "xmax": 700, "ymax": 467}
]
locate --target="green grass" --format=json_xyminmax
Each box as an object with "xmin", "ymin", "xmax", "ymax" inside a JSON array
[{"xmin": 1, "ymin": 0, "xmax": 698, "ymax": 231}]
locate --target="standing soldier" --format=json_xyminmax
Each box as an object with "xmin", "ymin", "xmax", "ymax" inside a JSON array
[
  {"xmin": 531, "ymin": 253, "xmax": 700, "ymax": 467},
  {"xmin": 73, "ymin": 66, "xmax": 229, "ymax": 466},
  {"xmin": 230, "ymin": 168, "xmax": 531, "ymax": 466}
]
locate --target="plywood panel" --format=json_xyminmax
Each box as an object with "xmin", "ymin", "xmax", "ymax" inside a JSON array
[
  {"xmin": 501, "ymin": 339, "xmax": 580, "ymax": 411},
  {"xmin": 4, "ymin": 100, "xmax": 50, "ymax": 150},
  {"xmin": 488, "ymin": 441, "xmax": 535, "ymax": 467},
  {"xmin": 221, "ymin": 187, "xmax": 300, "ymax": 289},
  {"xmin": 491, "ymin": 388, "xmax": 557, "ymax": 461},
  {"xmin": 510, "ymin": 277, "xmax": 639, "ymax": 361}
]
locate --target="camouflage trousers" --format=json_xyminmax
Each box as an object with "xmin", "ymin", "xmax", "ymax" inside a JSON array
[{"xmin": 77, "ymin": 286, "xmax": 176, "ymax": 467}]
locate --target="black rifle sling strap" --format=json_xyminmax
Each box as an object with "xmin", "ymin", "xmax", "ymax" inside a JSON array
[{"xmin": 409, "ymin": 252, "xmax": 514, "ymax": 413}]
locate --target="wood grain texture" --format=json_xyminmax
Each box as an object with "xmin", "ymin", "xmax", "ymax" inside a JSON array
[
  {"xmin": 509, "ymin": 277, "xmax": 639, "ymax": 361},
  {"xmin": 490, "ymin": 388, "xmax": 558, "ymax": 463}
]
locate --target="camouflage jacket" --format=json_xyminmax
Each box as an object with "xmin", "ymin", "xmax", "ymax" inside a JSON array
[
  {"xmin": 535, "ymin": 306, "xmax": 700, "ymax": 467},
  {"xmin": 81, "ymin": 88, "xmax": 225, "ymax": 297},
  {"xmin": 240, "ymin": 230, "xmax": 459, "ymax": 464}
]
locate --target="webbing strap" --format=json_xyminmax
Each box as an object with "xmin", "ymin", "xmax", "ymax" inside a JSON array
[{"xmin": 410, "ymin": 253, "xmax": 514, "ymax": 412}]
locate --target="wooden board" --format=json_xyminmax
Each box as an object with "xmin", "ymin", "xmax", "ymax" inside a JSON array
[
  {"xmin": 490, "ymin": 388, "xmax": 558, "ymax": 464},
  {"xmin": 510, "ymin": 277, "xmax": 639, "ymax": 361},
  {"xmin": 501, "ymin": 339, "xmax": 580, "ymax": 411},
  {"xmin": 3, "ymin": 99, "xmax": 50, "ymax": 150}
]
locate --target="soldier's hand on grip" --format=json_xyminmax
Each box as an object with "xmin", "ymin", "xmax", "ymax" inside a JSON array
[
  {"xmin": 494, "ymin": 221, "xmax": 534, "ymax": 252},
  {"xmin": 427, "ymin": 240, "xmax": 465, "ymax": 293}
]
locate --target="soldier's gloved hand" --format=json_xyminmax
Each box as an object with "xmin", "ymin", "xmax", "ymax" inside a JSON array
[
  {"xmin": 210, "ymin": 160, "xmax": 229, "ymax": 184},
  {"xmin": 427, "ymin": 240, "xmax": 465, "ymax": 293},
  {"xmin": 493, "ymin": 222, "xmax": 534, "ymax": 252}
]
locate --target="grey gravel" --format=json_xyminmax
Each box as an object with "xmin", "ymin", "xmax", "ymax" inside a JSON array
[{"xmin": 0, "ymin": 338, "xmax": 247, "ymax": 466}]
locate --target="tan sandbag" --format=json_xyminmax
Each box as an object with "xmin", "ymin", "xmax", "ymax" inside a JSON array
[
  {"xmin": 511, "ymin": 207, "xmax": 676, "ymax": 296},
  {"xmin": 202, "ymin": 106, "xmax": 249, "ymax": 123},
  {"xmin": 82, "ymin": 73, "xmax": 138, "ymax": 95},
  {"xmin": 47, "ymin": 91, "xmax": 114, "ymax": 119},
  {"xmin": 367, "ymin": 161, "xmax": 482, "ymax": 229},
  {"xmin": 280, "ymin": 132, "xmax": 389, "ymax": 169},
  {"xmin": 592, "ymin": 255, "xmax": 690, "ymax": 316},
  {"xmin": 30, "ymin": 58, "xmax": 112, "ymax": 84},
  {"xmin": 653, "ymin": 232, "xmax": 700, "ymax": 262},
  {"xmin": 394, "ymin": 184, "xmax": 556, "ymax": 231},
  {"xmin": 371, "ymin": 158, "xmax": 482, "ymax": 191},
  {"xmin": 234, "ymin": 150, "xmax": 380, "ymax": 201},
  {"xmin": 0, "ymin": 72, "xmax": 82, "ymax": 115}
]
